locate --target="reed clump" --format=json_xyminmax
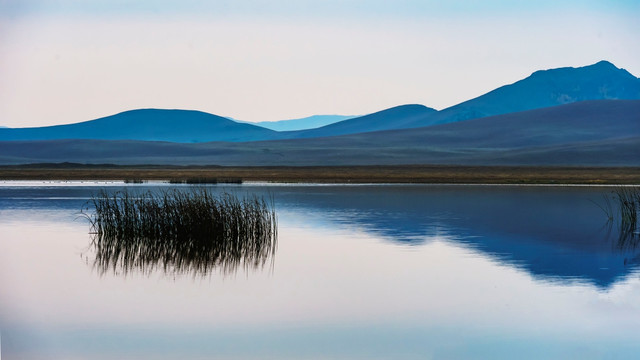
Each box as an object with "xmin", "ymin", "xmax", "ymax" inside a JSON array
[
  {"xmin": 597, "ymin": 186, "xmax": 640, "ymax": 246},
  {"xmin": 85, "ymin": 188, "xmax": 277, "ymax": 276}
]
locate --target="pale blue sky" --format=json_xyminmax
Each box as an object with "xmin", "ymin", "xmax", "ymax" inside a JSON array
[
  {"xmin": 0, "ymin": 0, "xmax": 638, "ymax": 126},
  {"xmin": 3, "ymin": 0, "xmax": 639, "ymax": 17}
]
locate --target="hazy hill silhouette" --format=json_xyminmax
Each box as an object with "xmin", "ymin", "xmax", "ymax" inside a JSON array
[
  {"xmin": 283, "ymin": 104, "xmax": 436, "ymax": 138},
  {"xmin": 255, "ymin": 115, "xmax": 356, "ymax": 131},
  {"xmin": 0, "ymin": 109, "xmax": 281, "ymax": 143}
]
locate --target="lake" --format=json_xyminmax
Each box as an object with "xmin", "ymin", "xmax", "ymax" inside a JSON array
[{"xmin": 1, "ymin": 182, "xmax": 639, "ymax": 359}]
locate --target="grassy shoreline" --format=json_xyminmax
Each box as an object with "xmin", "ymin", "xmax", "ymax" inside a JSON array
[{"xmin": 1, "ymin": 164, "xmax": 640, "ymax": 184}]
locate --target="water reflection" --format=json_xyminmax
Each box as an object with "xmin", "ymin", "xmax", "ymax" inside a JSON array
[
  {"xmin": 603, "ymin": 218, "xmax": 640, "ymax": 268},
  {"xmin": 1, "ymin": 183, "xmax": 639, "ymax": 286},
  {"xmin": 3, "ymin": 183, "xmax": 640, "ymax": 359},
  {"xmin": 86, "ymin": 189, "xmax": 277, "ymax": 276},
  {"xmin": 272, "ymin": 185, "xmax": 640, "ymax": 288}
]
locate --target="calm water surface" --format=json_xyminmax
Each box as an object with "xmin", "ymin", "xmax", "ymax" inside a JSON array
[{"xmin": 1, "ymin": 182, "xmax": 639, "ymax": 359}]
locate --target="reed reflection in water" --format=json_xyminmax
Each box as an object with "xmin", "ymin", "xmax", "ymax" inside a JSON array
[
  {"xmin": 597, "ymin": 187, "xmax": 640, "ymax": 253},
  {"xmin": 84, "ymin": 188, "xmax": 277, "ymax": 276}
]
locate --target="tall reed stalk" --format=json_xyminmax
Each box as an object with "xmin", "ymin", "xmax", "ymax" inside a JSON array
[
  {"xmin": 613, "ymin": 187, "xmax": 639, "ymax": 228},
  {"xmin": 84, "ymin": 188, "xmax": 277, "ymax": 276}
]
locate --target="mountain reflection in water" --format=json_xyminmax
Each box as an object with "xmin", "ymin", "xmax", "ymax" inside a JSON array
[{"xmin": 272, "ymin": 185, "xmax": 640, "ymax": 288}]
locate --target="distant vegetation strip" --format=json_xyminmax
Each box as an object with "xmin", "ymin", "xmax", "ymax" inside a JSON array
[{"xmin": 1, "ymin": 164, "xmax": 639, "ymax": 184}]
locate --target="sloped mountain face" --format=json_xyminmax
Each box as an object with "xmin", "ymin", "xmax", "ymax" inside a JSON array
[
  {"xmin": 347, "ymin": 99, "xmax": 640, "ymax": 149},
  {"xmin": 284, "ymin": 61, "xmax": 640, "ymax": 137},
  {"xmin": 409, "ymin": 60, "xmax": 640, "ymax": 128},
  {"xmin": 0, "ymin": 109, "xmax": 281, "ymax": 143},
  {"xmin": 286, "ymin": 104, "xmax": 437, "ymax": 138}
]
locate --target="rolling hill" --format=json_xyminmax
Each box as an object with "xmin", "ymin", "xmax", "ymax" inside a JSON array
[
  {"xmin": 0, "ymin": 109, "xmax": 281, "ymax": 143},
  {"xmin": 284, "ymin": 104, "xmax": 436, "ymax": 138},
  {"xmin": 1, "ymin": 100, "xmax": 637, "ymax": 166}
]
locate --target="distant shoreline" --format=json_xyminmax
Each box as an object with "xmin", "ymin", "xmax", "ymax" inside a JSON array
[{"xmin": 0, "ymin": 164, "xmax": 639, "ymax": 185}]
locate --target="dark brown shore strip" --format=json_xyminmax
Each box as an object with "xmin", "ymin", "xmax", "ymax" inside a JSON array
[{"xmin": 1, "ymin": 164, "xmax": 640, "ymax": 184}]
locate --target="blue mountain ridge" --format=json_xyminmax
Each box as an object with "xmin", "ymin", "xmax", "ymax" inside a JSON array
[
  {"xmin": 0, "ymin": 109, "xmax": 281, "ymax": 143},
  {"xmin": 1, "ymin": 100, "xmax": 638, "ymax": 166},
  {"xmin": 419, "ymin": 60, "xmax": 640, "ymax": 125},
  {"xmin": 0, "ymin": 60, "xmax": 638, "ymax": 143},
  {"xmin": 283, "ymin": 104, "xmax": 436, "ymax": 138},
  {"xmin": 287, "ymin": 60, "xmax": 640, "ymax": 138}
]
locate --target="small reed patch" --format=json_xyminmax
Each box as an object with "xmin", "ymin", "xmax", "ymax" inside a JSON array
[
  {"xmin": 596, "ymin": 186, "xmax": 640, "ymax": 247},
  {"xmin": 83, "ymin": 188, "xmax": 277, "ymax": 276},
  {"xmin": 168, "ymin": 177, "xmax": 243, "ymax": 184}
]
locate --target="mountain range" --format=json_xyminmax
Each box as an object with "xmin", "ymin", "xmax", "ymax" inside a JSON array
[
  {"xmin": 2, "ymin": 100, "xmax": 638, "ymax": 166},
  {"xmin": 0, "ymin": 60, "xmax": 639, "ymax": 166}
]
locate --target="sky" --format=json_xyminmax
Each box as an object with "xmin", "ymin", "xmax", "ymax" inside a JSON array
[{"xmin": 0, "ymin": 0, "xmax": 639, "ymax": 127}]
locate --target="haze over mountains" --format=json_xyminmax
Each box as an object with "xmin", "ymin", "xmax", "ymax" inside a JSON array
[
  {"xmin": 284, "ymin": 104, "xmax": 437, "ymax": 139},
  {"xmin": 255, "ymin": 115, "xmax": 356, "ymax": 131},
  {"xmin": 1, "ymin": 61, "xmax": 639, "ymax": 166}
]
